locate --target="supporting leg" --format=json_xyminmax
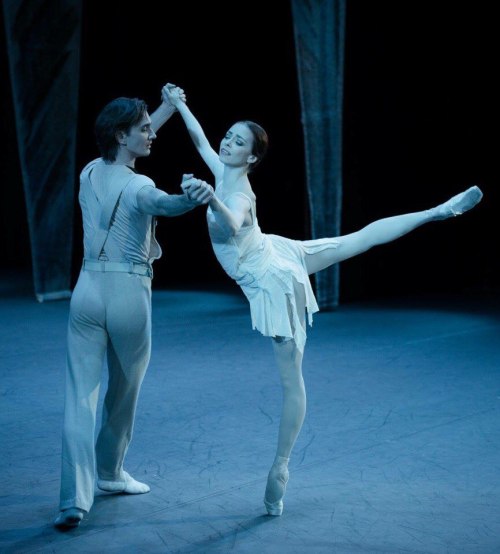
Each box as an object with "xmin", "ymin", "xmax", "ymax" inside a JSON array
[
  {"xmin": 272, "ymin": 338, "xmax": 306, "ymax": 460},
  {"xmin": 263, "ymin": 338, "xmax": 304, "ymax": 516},
  {"xmin": 264, "ymin": 280, "xmax": 307, "ymax": 516}
]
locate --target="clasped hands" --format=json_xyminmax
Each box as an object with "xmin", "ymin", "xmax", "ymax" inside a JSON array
[
  {"xmin": 162, "ymin": 83, "xmax": 185, "ymax": 107},
  {"xmin": 181, "ymin": 174, "xmax": 214, "ymax": 205}
]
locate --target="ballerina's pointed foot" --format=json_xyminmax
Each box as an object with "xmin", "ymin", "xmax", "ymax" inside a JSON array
[
  {"xmin": 431, "ymin": 185, "xmax": 483, "ymax": 220},
  {"xmin": 264, "ymin": 457, "xmax": 289, "ymax": 516},
  {"xmin": 97, "ymin": 470, "xmax": 150, "ymax": 494},
  {"xmin": 264, "ymin": 496, "xmax": 285, "ymax": 516},
  {"xmin": 54, "ymin": 507, "xmax": 85, "ymax": 529}
]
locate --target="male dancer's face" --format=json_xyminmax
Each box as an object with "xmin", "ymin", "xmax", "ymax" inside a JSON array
[{"xmin": 123, "ymin": 114, "xmax": 156, "ymax": 158}]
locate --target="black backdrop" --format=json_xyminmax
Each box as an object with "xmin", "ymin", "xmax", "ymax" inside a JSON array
[{"xmin": 1, "ymin": 1, "xmax": 497, "ymax": 302}]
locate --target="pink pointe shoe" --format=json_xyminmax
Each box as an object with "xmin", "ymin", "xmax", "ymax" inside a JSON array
[
  {"xmin": 264, "ymin": 456, "xmax": 289, "ymax": 516},
  {"xmin": 430, "ymin": 185, "xmax": 483, "ymax": 220}
]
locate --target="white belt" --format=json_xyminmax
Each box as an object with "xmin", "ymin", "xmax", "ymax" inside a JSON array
[{"xmin": 82, "ymin": 260, "xmax": 153, "ymax": 278}]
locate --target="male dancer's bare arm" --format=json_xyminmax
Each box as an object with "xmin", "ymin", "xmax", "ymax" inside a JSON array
[{"xmin": 137, "ymin": 178, "xmax": 213, "ymax": 217}]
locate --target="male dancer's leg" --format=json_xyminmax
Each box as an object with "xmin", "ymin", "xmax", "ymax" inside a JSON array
[
  {"xmin": 59, "ymin": 271, "xmax": 107, "ymax": 514},
  {"xmin": 95, "ymin": 273, "xmax": 152, "ymax": 494}
]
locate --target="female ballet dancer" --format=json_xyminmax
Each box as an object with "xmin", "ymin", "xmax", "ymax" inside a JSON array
[{"xmin": 164, "ymin": 84, "xmax": 483, "ymax": 516}]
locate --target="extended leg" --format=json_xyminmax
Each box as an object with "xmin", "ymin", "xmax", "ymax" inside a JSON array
[{"xmin": 303, "ymin": 185, "xmax": 483, "ymax": 275}]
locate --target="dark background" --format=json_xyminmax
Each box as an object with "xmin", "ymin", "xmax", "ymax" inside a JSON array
[{"xmin": 1, "ymin": 1, "xmax": 497, "ymax": 303}]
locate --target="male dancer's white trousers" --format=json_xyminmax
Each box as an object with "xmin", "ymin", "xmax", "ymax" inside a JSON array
[{"xmin": 59, "ymin": 269, "xmax": 152, "ymax": 512}]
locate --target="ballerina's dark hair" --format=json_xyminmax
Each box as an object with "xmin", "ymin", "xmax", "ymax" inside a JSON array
[{"xmin": 239, "ymin": 120, "xmax": 269, "ymax": 172}]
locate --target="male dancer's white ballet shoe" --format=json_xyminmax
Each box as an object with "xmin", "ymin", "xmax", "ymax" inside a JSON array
[
  {"xmin": 97, "ymin": 470, "xmax": 150, "ymax": 494},
  {"xmin": 429, "ymin": 185, "xmax": 483, "ymax": 220},
  {"xmin": 264, "ymin": 456, "xmax": 289, "ymax": 516},
  {"xmin": 54, "ymin": 507, "xmax": 85, "ymax": 529}
]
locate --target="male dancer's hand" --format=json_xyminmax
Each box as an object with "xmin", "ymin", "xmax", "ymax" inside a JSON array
[{"xmin": 181, "ymin": 174, "xmax": 214, "ymax": 205}]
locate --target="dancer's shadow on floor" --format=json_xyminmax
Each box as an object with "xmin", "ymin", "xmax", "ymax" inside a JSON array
[
  {"xmin": 91, "ymin": 493, "xmax": 276, "ymax": 552},
  {"xmin": 171, "ymin": 514, "xmax": 276, "ymax": 554}
]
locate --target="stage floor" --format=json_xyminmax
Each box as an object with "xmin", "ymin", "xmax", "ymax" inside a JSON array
[{"xmin": 1, "ymin": 279, "xmax": 499, "ymax": 553}]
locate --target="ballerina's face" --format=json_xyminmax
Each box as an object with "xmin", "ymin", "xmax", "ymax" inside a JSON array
[{"xmin": 219, "ymin": 123, "xmax": 256, "ymax": 168}]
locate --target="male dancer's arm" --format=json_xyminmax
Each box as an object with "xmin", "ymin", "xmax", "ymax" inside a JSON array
[{"xmin": 137, "ymin": 176, "xmax": 214, "ymax": 217}]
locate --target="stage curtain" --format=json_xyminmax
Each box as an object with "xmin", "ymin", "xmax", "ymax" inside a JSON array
[
  {"xmin": 2, "ymin": 0, "xmax": 81, "ymax": 301},
  {"xmin": 291, "ymin": 0, "xmax": 346, "ymax": 309}
]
